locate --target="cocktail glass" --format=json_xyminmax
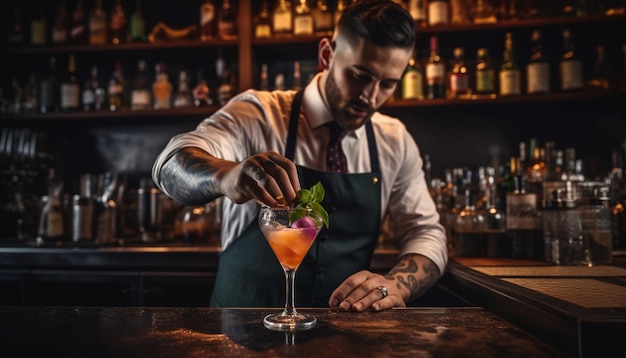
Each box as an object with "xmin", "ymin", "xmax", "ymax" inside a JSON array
[{"xmin": 258, "ymin": 205, "xmax": 322, "ymax": 331}]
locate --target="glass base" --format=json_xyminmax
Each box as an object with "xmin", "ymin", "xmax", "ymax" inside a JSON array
[{"xmin": 263, "ymin": 311, "xmax": 317, "ymax": 332}]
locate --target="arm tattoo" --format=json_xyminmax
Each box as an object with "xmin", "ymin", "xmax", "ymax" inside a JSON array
[
  {"xmin": 160, "ymin": 147, "xmax": 223, "ymax": 206},
  {"xmin": 386, "ymin": 254, "xmax": 441, "ymax": 302}
]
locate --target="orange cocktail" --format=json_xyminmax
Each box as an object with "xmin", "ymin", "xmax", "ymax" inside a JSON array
[{"xmin": 263, "ymin": 227, "xmax": 317, "ymax": 270}]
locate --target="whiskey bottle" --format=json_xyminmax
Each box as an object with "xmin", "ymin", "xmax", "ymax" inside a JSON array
[
  {"xmin": 407, "ymin": 0, "xmax": 427, "ymax": 27},
  {"xmin": 69, "ymin": 0, "xmax": 87, "ymax": 44},
  {"xmin": 450, "ymin": 0, "xmax": 470, "ymax": 25},
  {"xmin": 472, "ymin": 0, "xmax": 497, "ymax": 24},
  {"xmin": 474, "ymin": 47, "xmax": 496, "ymax": 98},
  {"xmin": 312, "ymin": 0, "xmax": 334, "ymax": 36},
  {"xmin": 498, "ymin": 32, "xmax": 521, "ymax": 97},
  {"xmin": 82, "ymin": 65, "xmax": 105, "ymax": 111},
  {"xmin": 293, "ymin": 0, "xmax": 314, "ymax": 36},
  {"xmin": 447, "ymin": 47, "xmax": 469, "ymax": 99},
  {"xmin": 6, "ymin": 5, "xmax": 25, "ymax": 47},
  {"xmin": 108, "ymin": 61, "xmax": 126, "ymax": 111},
  {"xmin": 109, "ymin": 0, "xmax": 128, "ymax": 45},
  {"xmin": 60, "ymin": 54, "xmax": 80, "ymax": 112},
  {"xmin": 89, "ymin": 0, "xmax": 108, "ymax": 45},
  {"xmin": 586, "ymin": 44, "xmax": 611, "ymax": 91},
  {"xmin": 559, "ymin": 29, "xmax": 583, "ymax": 91},
  {"xmin": 402, "ymin": 55, "xmax": 424, "ymax": 100},
  {"xmin": 173, "ymin": 70, "xmax": 193, "ymax": 108},
  {"xmin": 428, "ymin": 0, "xmax": 450, "ymax": 26},
  {"xmin": 37, "ymin": 169, "xmax": 66, "ymax": 242},
  {"xmin": 130, "ymin": 60, "xmax": 152, "ymax": 111},
  {"xmin": 152, "ymin": 62, "xmax": 172, "ymax": 110},
  {"xmin": 39, "ymin": 56, "xmax": 59, "ymax": 114},
  {"xmin": 200, "ymin": 0, "xmax": 217, "ymax": 41},
  {"xmin": 30, "ymin": 2, "xmax": 47, "ymax": 46},
  {"xmin": 130, "ymin": 0, "xmax": 146, "ymax": 42},
  {"xmin": 51, "ymin": 0, "xmax": 69, "ymax": 45},
  {"xmin": 526, "ymin": 29, "xmax": 550, "ymax": 95},
  {"xmin": 254, "ymin": 0, "xmax": 273, "ymax": 38},
  {"xmin": 273, "ymin": 0, "xmax": 293, "ymax": 36},
  {"xmin": 425, "ymin": 36, "xmax": 446, "ymax": 99},
  {"xmin": 217, "ymin": 0, "xmax": 237, "ymax": 40}
]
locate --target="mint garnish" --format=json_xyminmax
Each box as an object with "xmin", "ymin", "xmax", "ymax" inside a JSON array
[{"xmin": 289, "ymin": 181, "xmax": 329, "ymax": 228}]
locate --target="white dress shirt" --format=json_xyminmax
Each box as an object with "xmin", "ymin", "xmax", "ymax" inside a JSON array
[{"xmin": 152, "ymin": 73, "xmax": 448, "ymax": 275}]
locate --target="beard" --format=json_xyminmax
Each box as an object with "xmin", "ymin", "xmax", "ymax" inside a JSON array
[{"xmin": 325, "ymin": 68, "xmax": 375, "ymax": 131}]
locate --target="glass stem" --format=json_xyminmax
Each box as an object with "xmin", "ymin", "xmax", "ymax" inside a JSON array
[{"xmin": 284, "ymin": 268, "xmax": 296, "ymax": 315}]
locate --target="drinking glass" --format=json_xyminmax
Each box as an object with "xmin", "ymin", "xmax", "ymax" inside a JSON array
[{"xmin": 258, "ymin": 205, "xmax": 322, "ymax": 331}]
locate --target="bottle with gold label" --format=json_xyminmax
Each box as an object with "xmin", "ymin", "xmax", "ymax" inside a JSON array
[
  {"xmin": 499, "ymin": 32, "xmax": 521, "ymax": 97},
  {"xmin": 447, "ymin": 47, "xmax": 469, "ymax": 99},
  {"xmin": 89, "ymin": 0, "xmax": 107, "ymax": 45},
  {"xmin": 559, "ymin": 29, "xmax": 583, "ymax": 91},
  {"xmin": 153, "ymin": 62, "xmax": 172, "ymax": 110},
  {"xmin": 526, "ymin": 29, "xmax": 550, "ymax": 95},
  {"xmin": 428, "ymin": 0, "xmax": 450, "ymax": 26},
  {"xmin": 217, "ymin": 0, "xmax": 237, "ymax": 40},
  {"xmin": 254, "ymin": 0, "xmax": 273, "ymax": 38},
  {"xmin": 273, "ymin": 0, "xmax": 293, "ymax": 37},
  {"xmin": 475, "ymin": 47, "xmax": 496, "ymax": 98},
  {"xmin": 293, "ymin": 0, "xmax": 313, "ymax": 36},
  {"xmin": 402, "ymin": 55, "xmax": 424, "ymax": 100},
  {"xmin": 52, "ymin": 0, "xmax": 69, "ymax": 45},
  {"xmin": 312, "ymin": 0, "xmax": 333, "ymax": 36}
]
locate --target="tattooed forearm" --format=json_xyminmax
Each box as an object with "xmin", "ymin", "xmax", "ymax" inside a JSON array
[
  {"xmin": 160, "ymin": 147, "xmax": 224, "ymax": 206},
  {"xmin": 385, "ymin": 254, "xmax": 441, "ymax": 303}
]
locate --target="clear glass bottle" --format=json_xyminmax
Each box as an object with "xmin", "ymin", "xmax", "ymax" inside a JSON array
[
  {"xmin": 254, "ymin": 0, "xmax": 273, "ymax": 38},
  {"xmin": 173, "ymin": 70, "xmax": 193, "ymax": 108},
  {"xmin": 499, "ymin": 32, "xmax": 521, "ymax": 97},
  {"xmin": 480, "ymin": 167, "xmax": 508, "ymax": 258},
  {"xmin": 217, "ymin": 0, "xmax": 237, "ymax": 40},
  {"xmin": 152, "ymin": 62, "xmax": 172, "ymax": 110},
  {"xmin": 402, "ymin": 55, "xmax": 424, "ymax": 100},
  {"xmin": 130, "ymin": 60, "xmax": 152, "ymax": 111},
  {"xmin": 82, "ymin": 65, "xmax": 105, "ymax": 111},
  {"xmin": 426, "ymin": 36, "xmax": 446, "ymax": 99},
  {"xmin": 454, "ymin": 189, "xmax": 486, "ymax": 257},
  {"xmin": 526, "ymin": 29, "xmax": 550, "ymax": 95},
  {"xmin": 200, "ymin": 0, "xmax": 217, "ymax": 41},
  {"xmin": 447, "ymin": 47, "xmax": 469, "ymax": 99},
  {"xmin": 293, "ymin": 0, "xmax": 314, "ymax": 36},
  {"xmin": 475, "ymin": 47, "xmax": 496, "ymax": 98},
  {"xmin": 559, "ymin": 29, "xmax": 583, "ymax": 91},
  {"xmin": 89, "ymin": 0, "xmax": 107, "ymax": 45},
  {"xmin": 273, "ymin": 0, "xmax": 293, "ymax": 36}
]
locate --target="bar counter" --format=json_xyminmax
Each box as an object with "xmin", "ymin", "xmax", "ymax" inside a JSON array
[{"xmin": 0, "ymin": 306, "xmax": 566, "ymax": 357}]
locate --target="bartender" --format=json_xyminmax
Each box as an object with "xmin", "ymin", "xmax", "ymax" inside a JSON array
[{"xmin": 151, "ymin": 0, "xmax": 447, "ymax": 312}]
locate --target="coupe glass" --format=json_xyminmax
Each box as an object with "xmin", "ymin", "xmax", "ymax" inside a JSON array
[{"xmin": 258, "ymin": 205, "xmax": 322, "ymax": 331}]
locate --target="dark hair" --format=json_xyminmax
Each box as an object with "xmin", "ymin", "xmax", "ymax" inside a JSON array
[{"xmin": 336, "ymin": 0, "xmax": 416, "ymax": 49}]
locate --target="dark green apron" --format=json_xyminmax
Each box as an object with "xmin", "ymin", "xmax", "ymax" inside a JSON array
[{"xmin": 210, "ymin": 91, "xmax": 382, "ymax": 307}]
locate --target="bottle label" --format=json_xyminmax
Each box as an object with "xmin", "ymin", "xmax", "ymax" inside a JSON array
[
  {"xmin": 506, "ymin": 193, "xmax": 539, "ymax": 230},
  {"xmin": 402, "ymin": 70, "xmax": 423, "ymax": 99},
  {"xmin": 200, "ymin": 3, "xmax": 215, "ymax": 26},
  {"xmin": 476, "ymin": 70, "xmax": 495, "ymax": 93},
  {"xmin": 61, "ymin": 83, "xmax": 80, "ymax": 109},
  {"xmin": 52, "ymin": 28, "xmax": 68, "ymax": 44},
  {"xmin": 89, "ymin": 18, "xmax": 107, "ymax": 44},
  {"xmin": 218, "ymin": 21, "xmax": 236, "ymax": 38},
  {"xmin": 294, "ymin": 15, "xmax": 314, "ymax": 36},
  {"xmin": 47, "ymin": 210, "xmax": 64, "ymax": 238},
  {"xmin": 82, "ymin": 89, "xmax": 96, "ymax": 106},
  {"xmin": 560, "ymin": 60, "xmax": 583, "ymax": 90},
  {"xmin": 499, "ymin": 69, "xmax": 521, "ymax": 96},
  {"xmin": 273, "ymin": 11, "xmax": 292, "ymax": 33},
  {"xmin": 449, "ymin": 73, "xmax": 469, "ymax": 94},
  {"xmin": 31, "ymin": 21, "xmax": 46, "ymax": 45},
  {"xmin": 255, "ymin": 24, "xmax": 271, "ymax": 38},
  {"xmin": 428, "ymin": 2, "xmax": 449, "ymax": 25},
  {"xmin": 131, "ymin": 90, "xmax": 152, "ymax": 110},
  {"xmin": 426, "ymin": 63, "xmax": 445, "ymax": 85},
  {"xmin": 526, "ymin": 62, "xmax": 550, "ymax": 94}
]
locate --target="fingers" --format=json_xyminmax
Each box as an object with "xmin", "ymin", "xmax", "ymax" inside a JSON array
[
  {"xmin": 242, "ymin": 152, "xmax": 300, "ymax": 207},
  {"xmin": 328, "ymin": 271, "xmax": 405, "ymax": 312}
]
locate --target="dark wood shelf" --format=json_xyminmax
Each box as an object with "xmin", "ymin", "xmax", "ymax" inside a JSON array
[{"xmin": 1, "ymin": 106, "xmax": 219, "ymax": 122}]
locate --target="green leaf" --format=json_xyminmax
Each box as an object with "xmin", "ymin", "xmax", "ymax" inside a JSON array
[
  {"xmin": 292, "ymin": 181, "xmax": 329, "ymax": 228},
  {"xmin": 309, "ymin": 202, "xmax": 329, "ymax": 228},
  {"xmin": 289, "ymin": 207, "xmax": 308, "ymax": 223},
  {"xmin": 297, "ymin": 189, "xmax": 312, "ymax": 204},
  {"xmin": 310, "ymin": 181, "xmax": 325, "ymax": 203}
]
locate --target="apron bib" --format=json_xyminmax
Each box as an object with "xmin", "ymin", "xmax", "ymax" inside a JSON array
[{"xmin": 210, "ymin": 91, "xmax": 382, "ymax": 307}]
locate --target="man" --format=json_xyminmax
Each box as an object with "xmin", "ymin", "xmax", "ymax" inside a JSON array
[{"xmin": 152, "ymin": 0, "xmax": 447, "ymax": 312}]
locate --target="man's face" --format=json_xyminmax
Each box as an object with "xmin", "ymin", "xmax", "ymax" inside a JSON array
[{"xmin": 324, "ymin": 37, "xmax": 412, "ymax": 131}]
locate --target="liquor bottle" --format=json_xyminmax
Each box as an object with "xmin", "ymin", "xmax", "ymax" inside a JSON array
[
  {"xmin": 425, "ymin": 36, "xmax": 446, "ymax": 99},
  {"xmin": 259, "ymin": 63, "xmax": 270, "ymax": 90},
  {"xmin": 37, "ymin": 169, "xmax": 66, "ymax": 242},
  {"xmin": 254, "ymin": 0, "xmax": 273, "ymax": 38},
  {"xmin": 51, "ymin": 0, "xmax": 69, "ymax": 45},
  {"xmin": 526, "ymin": 29, "xmax": 550, "ymax": 95},
  {"xmin": 506, "ymin": 157, "xmax": 542, "ymax": 260},
  {"xmin": 453, "ymin": 188, "xmax": 486, "ymax": 257},
  {"xmin": 525, "ymin": 138, "xmax": 546, "ymax": 205},
  {"xmin": 69, "ymin": 0, "xmax": 88, "ymax": 44},
  {"xmin": 30, "ymin": 2, "xmax": 47, "ymax": 46},
  {"xmin": 200, "ymin": 0, "xmax": 217, "ymax": 41},
  {"xmin": 22, "ymin": 74, "xmax": 39, "ymax": 114},
  {"xmin": 60, "ymin": 54, "xmax": 80, "ymax": 112},
  {"xmin": 312, "ymin": 0, "xmax": 334, "ymax": 36},
  {"xmin": 152, "ymin": 62, "xmax": 172, "ymax": 110},
  {"xmin": 217, "ymin": 0, "xmax": 237, "ymax": 40},
  {"xmin": 130, "ymin": 0, "xmax": 146, "ymax": 42},
  {"xmin": 130, "ymin": 60, "xmax": 152, "ymax": 111},
  {"xmin": 108, "ymin": 61, "xmax": 126, "ymax": 111},
  {"xmin": 39, "ymin": 56, "xmax": 59, "ymax": 114},
  {"xmin": 216, "ymin": 53, "xmax": 235, "ymax": 105},
  {"xmin": 109, "ymin": 0, "xmax": 128, "ymax": 45},
  {"xmin": 499, "ymin": 32, "xmax": 521, "ymax": 97},
  {"xmin": 559, "ymin": 29, "xmax": 583, "ymax": 91},
  {"xmin": 407, "ymin": 0, "xmax": 427, "ymax": 27},
  {"xmin": 480, "ymin": 167, "xmax": 508, "ymax": 258},
  {"xmin": 173, "ymin": 70, "xmax": 193, "ymax": 108},
  {"xmin": 586, "ymin": 44, "xmax": 611, "ymax": 91},
  {"xmin": 450, "ymin": 0, "xmax": 470, "ymax": 25},
  {"xmin": 82, "ymin": 65, "xmax": 105, "ymax": 111},
  {"xmin": 472, "ymin": 0, "xmax": 497, "ymax": 24},
  {"xmin": 428, "ymin": 0, "xmax": 450, "ymax": 27},
  {"xmin": 293, "ymin": 0, "xmax": 314, "ymax": 36},
  {"xmin": 293, "ymin": 61, "xmax": 302, "ymax": 90},
  {"xmin": 447, "ymin": 47, "xmax": 469, "ymax": 99},
  {"xmin": 402, "ymin": 55, "xmax": 424, "ymax": 100},
  {"xmin": 6, "ymin": 5, "xmax": 25, "ymax": 46},
  {"xmin": 474, "ymin": 47, "xmax": 496, "ymax": 98},
  {"xmin": 273, "ymin": 0, "xmax": 293, "ymax": 36},
  {"xmin": 89, "ymin": 0, "xmax": 108, "ymax": 45},
  {"xmin": 193, "ymin": 70, "xmax": 213, "ymax": 106}
]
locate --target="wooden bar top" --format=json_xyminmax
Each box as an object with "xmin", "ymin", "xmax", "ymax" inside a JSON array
[{"xmin": 0, "ymin": 306, "xmax": 565, "ymax": 357}]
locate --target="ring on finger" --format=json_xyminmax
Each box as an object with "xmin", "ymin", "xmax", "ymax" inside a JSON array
[{"xmin": 375, "ymin": 286, "xmax": 388, "ymax": 299}]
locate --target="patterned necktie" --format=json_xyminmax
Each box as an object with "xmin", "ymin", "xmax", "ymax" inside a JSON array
[{"xmin": 326, "ymin": 122, "xmax": 349, "ymax": 173}]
